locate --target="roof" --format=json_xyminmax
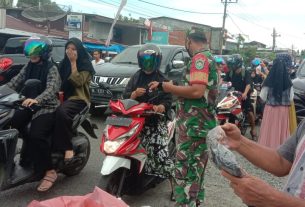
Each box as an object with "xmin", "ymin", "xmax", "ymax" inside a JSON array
[
  {"xmin": 5, "ymin": 15, "xmax": 68, "ymax": 38},
  {"xmin": 150, "ymin": 16, "xmax": 221, "ymax": 29}
]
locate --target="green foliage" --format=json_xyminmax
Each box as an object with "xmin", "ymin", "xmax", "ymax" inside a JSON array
[
  {"xmin": 229, "ymin": 47, "xmax": 257, "ymax": 66},
  {"xmin": 0, "ymin": 0, "xmax": 13, "ymax": 7},
  {"xmin": 118, "ymin": 14, "xmax": 139, "ymax": 23}
]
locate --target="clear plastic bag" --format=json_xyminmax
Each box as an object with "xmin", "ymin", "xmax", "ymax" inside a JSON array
[{"xmin": 207, "ymin": 126, "xmax": 244, "ymax": 178}]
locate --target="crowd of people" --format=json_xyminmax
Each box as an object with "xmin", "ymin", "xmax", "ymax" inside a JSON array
[{"xmin": 8, "ymin": 28, "xmax": 305, "ymax": 207}]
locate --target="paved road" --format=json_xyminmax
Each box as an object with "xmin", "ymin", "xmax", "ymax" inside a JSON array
[{"xmin": 0, "ymin": 115, "xmax": 285, "ymax": 207}]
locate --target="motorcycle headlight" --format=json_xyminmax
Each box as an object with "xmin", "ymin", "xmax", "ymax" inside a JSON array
[{"xmin": 103, "ymin": 124, "xmax": 140, "ymax": 154}]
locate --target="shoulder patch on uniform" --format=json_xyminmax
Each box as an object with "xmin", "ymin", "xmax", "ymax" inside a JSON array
[{"xmin": 195, "ymin": 58, "xmax": 205, "ymax": 70}]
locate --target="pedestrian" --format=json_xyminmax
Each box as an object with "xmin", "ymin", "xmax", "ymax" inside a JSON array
[
  {"xmin": 53, "ymin": 37, "xmax": 95, "ymax": 163},
  {"xmin": 221, "ymin": 123, "xmax": 305, "ymax": 207},
  {"xmin": 258, "ymin": 57, "xmax": 294, "ymax": 149},
  {"xmin": 91, "ymin": 50, "xmax": 104, "ymax": 70},
  {"xmin": 149, "ymin": 28, "xmax": 218, "ymax": 206},
  {"xmin": 7, "ymin": 36, "xmax": 61, "ymax": 191}
]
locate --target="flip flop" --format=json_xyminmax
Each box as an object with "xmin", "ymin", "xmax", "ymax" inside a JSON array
[{"xmin": 37, "ymin": 173, "xmax": 57, "ymax": 192}]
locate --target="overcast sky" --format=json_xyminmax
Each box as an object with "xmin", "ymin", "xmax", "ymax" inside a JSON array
[{"xmin": 50, "ymin": 0, "xmax": 305, "ymax": 50}]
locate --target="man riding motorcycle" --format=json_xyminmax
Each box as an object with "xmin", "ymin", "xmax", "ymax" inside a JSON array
[{"xmin": 225, "ymin": 55, "xmax": 257, "ymax": 140}]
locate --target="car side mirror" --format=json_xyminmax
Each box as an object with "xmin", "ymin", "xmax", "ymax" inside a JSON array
[{"xmin": 172, "ymin": 60, "xmax": 185, "ymax": 69}]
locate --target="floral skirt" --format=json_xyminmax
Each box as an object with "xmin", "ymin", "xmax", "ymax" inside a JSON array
[{"xmin": 140, "ymin": 120, "xmax": 174, "ymax": 178}]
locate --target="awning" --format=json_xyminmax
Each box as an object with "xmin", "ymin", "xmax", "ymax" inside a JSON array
[{"xmin": 83, "ymin": 42, "xmax": 126, "ymax": 53}]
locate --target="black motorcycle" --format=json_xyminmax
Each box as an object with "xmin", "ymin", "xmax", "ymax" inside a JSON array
[{"xmin": 0, "ymin": 79, "xmax": 97, "ymax": 191}]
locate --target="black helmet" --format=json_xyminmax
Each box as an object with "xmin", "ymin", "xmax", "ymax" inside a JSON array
[
  {"xmin": 227, "ymin": 54, "xmax": 243, "ymax": 71},
  {"xmin": 137, "ymin": 44, "xmax": 162, "ymax": 73},
  {"xmin": 24, "ymin": 36, "xmax": 53, "ymax": 60}
]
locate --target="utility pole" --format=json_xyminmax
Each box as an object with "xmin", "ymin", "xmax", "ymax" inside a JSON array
[
  {"xmin": 271, "ymin": 28, "xmax": 280, "ymax": 52},
  {"xmin": 220, "ymin": 0, "xmax": 238, "ymax": 55}
]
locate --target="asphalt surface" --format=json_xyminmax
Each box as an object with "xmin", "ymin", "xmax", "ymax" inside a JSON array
[{"xmin": 0, "ymin": 115, "xmax": 286, "ymax": 207}]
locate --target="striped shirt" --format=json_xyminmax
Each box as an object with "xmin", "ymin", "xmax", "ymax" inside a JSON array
[
  {"xmin": 7, "ymin": 63, "xmax": 61, "ymax": 119},
  {"xmin": 278, "ymin": 120, "xmax": 305, "ymax": 198}
]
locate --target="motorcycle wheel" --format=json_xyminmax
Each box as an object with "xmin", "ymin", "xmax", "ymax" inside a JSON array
[
  {"xmin": 98, "ymin": 168, "xmax": 124, "ymax": 196},
  {"xmin": 62, "ymin": 132, "xmax": 91, "ymax": 176}
]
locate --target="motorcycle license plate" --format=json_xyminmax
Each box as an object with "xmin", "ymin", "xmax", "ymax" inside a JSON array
[{"xmin": 105, "ymin": 116, "xmax": 132, "ymax": 127}]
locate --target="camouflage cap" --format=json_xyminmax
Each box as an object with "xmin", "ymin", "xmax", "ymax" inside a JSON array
[{"xmin": 187, "ymin": 27, "xmax": 207, "ymax": 43}]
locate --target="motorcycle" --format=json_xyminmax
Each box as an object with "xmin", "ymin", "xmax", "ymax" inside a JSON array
[
  {"xmin": 216, "ymin": 82, "xmax": 248, "ymax": 135},
  {"xmin": 98, "ymin": 83, "xmax": 176, "ymax": 197},
  {"xmin": 0, "ymin": 79, "xmax": 97, "ymax": 191}
]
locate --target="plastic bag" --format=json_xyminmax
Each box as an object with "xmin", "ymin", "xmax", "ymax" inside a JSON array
[
  {"xmin": 207, "ymin": 126, "xmax": 244, "ymax": 178},
  {"xmin": 27, "ymin": 187, "xmax": 129, "ymax": 207}
]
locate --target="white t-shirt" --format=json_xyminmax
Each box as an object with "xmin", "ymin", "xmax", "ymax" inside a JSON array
[{"xmin": 92, "ymin": 59, "xmax": 105, "ymax": 68}]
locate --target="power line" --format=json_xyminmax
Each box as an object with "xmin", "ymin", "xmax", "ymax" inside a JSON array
[
  {"xmin": 138, "ymin": 0, "xmax": 222, "ymax": 15},
  {"xmin": 227, "ymin": 14, "xmax": 245, "ymax": 35},
  {"xmin": 90, "ymin": 0, "xmax": 153, "ymax": 17}
]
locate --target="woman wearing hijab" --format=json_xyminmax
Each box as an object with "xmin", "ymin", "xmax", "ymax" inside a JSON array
[
  {"xmin": 53, "ymin": 38, "xmax": 95, "ymax": 163},
  {"xmin": 258, "ymin": 56, "xmax": 293, "ymax": 149},
  {"xmin": 7, "ymin": 36, "xmax": 61, "ymax": 192},
  {"xmin": 123, "ymin": 44, "xmax": 174, "ymax": 186}
]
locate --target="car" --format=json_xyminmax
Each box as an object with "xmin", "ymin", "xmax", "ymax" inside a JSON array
[
  {"xmin": 89, "ymin": 44, "xmax": 190, "ymax": 114},
  {"xmin": 292, "ymin": 58, "xmax": 305, "ymax": 123},
  {"xmin": 0, "ymin": 37, "xmax": 67, "ymax": 85}
]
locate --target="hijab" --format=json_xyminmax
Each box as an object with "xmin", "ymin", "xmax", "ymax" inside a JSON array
[
  {"xmin": 263, "ymin": 57, "xmax": 292, "ymax": 102},
  {"xmin": 59, "ymin": 38, "xmax": 95, "ymax": 99}
]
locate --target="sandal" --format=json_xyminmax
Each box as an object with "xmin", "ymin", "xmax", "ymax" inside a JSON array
[
  {"xmin": 37, "ymin": 172, "xmax": 57, "ymax": 192},
  {"xmin": 64, "ymin": 150, "xmax": 74, "ymax": 164}
]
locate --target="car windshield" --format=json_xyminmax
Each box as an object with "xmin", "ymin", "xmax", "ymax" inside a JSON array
[
  {"xmin": 111, "ymin": 46, "xmax": 172, "ymax": 65},
  {"xmin": 298, "ymin": 60, "xmax": 305, "ymax": 77}
]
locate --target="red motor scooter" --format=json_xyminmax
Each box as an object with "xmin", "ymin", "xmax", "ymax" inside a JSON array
[
  {"xmin": 98, "ymin": 85, "xmax": 176, "ymax": 198},
  {"xmin": 216, "ymin": 82, "xmax": 248, "ymax": 135}
]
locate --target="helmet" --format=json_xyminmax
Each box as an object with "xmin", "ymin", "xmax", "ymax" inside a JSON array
[
  {"xmin": 214, "ymin": 56, "xmax": 225, "ymax": 65},
  {"xmin": 24, "ymin": 36, "xmax": 53, "ymax": 60},
  {"xmin": 251, "ymin": 58, "xmax": 261, "ymax": 67},
  {"xmin": 227, "ymin": 54, "xmax": 243, "ymax": 71},
  {"xmin": 137, "ymin": 44, "xmax": 162, "ymax": 73}
]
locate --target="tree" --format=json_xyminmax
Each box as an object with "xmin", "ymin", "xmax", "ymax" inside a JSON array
[{"xmin": 0, "ymin": 0, "xmax": 13, "ymax": 7}]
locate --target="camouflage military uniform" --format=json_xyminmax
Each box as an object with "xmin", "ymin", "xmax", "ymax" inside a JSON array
[{"xmin": 174, "ymin": 50, "xmax": 218, "ymax": 206}]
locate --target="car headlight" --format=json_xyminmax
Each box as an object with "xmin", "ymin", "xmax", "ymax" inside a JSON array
[
  {"xmin": 90, "ymin": 80, "xmax": 99, "ymax": 87},
  {"xmin": 121, "ymin": 78, "xmax": 130, "ymax": 86},
  {"xmin": 103, "ymin": 124, "xmax": 139, "ymax": 154}
]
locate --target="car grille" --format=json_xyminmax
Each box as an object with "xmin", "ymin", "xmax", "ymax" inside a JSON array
[{"xmin": 93, "ymin": 76, "xmax": 125, "ymax": 85}]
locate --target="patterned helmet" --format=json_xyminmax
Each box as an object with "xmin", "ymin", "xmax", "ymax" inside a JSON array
[
  {"xmin": 227, "ymin": 54, "xmax": 243, "ymax": 71},
  {"xmin": 24, "ymin": 36, "xmax": 53, "ymax": 60},
  {"xmin": 137, "ymin": 44, "xmax": 162, "ymax": 73}
]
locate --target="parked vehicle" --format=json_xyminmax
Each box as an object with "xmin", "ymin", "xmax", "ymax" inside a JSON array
[
  {"xmin": 98, "ymin": 85, "xmax": 176, "ymax": 197},
  {"xmin": 90, "ymin": 44, "xmax": 189, "ymax": 114},
  {"xmin": 293, "ymin": 59, "xmax": 305, "ymax": 123},
  {"xmin": 0, "ymin": 37, "xmax": 66, "ymax": 85},
  {"xmin": 0, "ymin": 79, "xmax": 97, "ymax": 191}
]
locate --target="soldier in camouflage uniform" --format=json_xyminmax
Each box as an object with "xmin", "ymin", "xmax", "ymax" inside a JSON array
[{"xmin": 149, "ymin": 28, "xmax": 218, "ymax": 206}]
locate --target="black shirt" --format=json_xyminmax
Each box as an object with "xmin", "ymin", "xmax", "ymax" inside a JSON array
[{"xmin": 225, "ymin": 69, "xmax": 251, "ymax": 94}]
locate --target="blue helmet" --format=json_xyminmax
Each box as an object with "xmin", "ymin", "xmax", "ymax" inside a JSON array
[
  {"xmin": 214, "ymin": 56, "xmax": 225, "ymax": 65},
  {"xmin": 251, "ymin": 58, "xmax": 261, "ymax": 67}
]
